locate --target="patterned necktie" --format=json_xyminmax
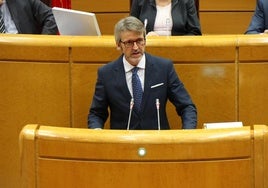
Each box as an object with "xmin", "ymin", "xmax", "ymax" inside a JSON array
[
  {"xmin": 132, "ymin": 67, "xmax": 143, "ymax": 113},
  {"xmin": 0, "ymin": 10, "xmax": 5, "ymax": 33}
]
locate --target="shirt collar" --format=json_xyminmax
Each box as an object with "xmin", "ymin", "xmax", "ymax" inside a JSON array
[{"xmin": 123, "ymin": 54, "xmax": 146, "ymax": 73}]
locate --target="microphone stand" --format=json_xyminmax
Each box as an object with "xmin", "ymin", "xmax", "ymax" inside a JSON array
[
  {"xmin": 127, "ymin": 98, "xmax": 134, "ymax": 130},
  {"xmin": 156, "ymin": 98, "xmax": 160, "ymax": 130}
]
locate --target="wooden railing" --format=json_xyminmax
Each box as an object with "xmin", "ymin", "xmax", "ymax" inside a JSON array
[{"xmin": 1, "ymin": 34, "xmax": 268, "ymax": 187}]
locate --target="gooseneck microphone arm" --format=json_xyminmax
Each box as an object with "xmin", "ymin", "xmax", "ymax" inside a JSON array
[
  {"xmin": 127, "ymin": 98, "xmax": 134, "ymax": 130},
  {"xmin": 156, "ymin": 98, "xmax": 160, "ymax": 130}
]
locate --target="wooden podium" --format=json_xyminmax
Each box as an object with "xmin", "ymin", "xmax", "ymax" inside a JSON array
[{"xmin": 20, "ymin": 124, "xmax": 268, "ymax": 188}]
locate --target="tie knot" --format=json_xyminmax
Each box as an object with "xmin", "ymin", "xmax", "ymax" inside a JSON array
[{"xmin": 132, "ymin": 67, "xmax": 139, "ymax": 74}]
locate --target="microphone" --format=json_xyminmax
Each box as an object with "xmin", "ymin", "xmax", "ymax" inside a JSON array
[
  {"xmin": 156, "ymin": 98, "xmax": 160, "ymax": 130},
  {"xmin": 144, "ymin": 19, "xmax": 148, "ymax": 29},
  {"xmin": 127, "ymin": 98, "xmax": 134, "ymax": 130}
]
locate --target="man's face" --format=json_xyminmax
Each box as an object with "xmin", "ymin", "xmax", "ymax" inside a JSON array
[{"xmin": 117, "ymin": 31, "xmax": 145, "ymax": 66}]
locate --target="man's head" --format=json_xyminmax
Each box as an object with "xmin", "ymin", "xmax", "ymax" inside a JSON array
[{"xmin": 114, "ymin": 16, "xmax": 146, "ymax": 66}]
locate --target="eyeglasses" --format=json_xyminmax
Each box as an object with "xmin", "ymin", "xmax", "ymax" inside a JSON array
[{"xmin": 120, "ymin": 38, "xmax": 145, "ymax": 48}]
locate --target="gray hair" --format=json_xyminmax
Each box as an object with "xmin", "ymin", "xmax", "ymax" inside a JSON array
[{"xmin": 114, "ymin": 16, "xmax": 146, "ymax": 44}]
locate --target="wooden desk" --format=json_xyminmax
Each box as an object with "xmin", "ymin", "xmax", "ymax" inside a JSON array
[
  {"xmin": 20, "ymin": 124, "xmax": 268, "ymax": 188},
  {"xmin": 1, "ymin": 34, "xmax": 268, "ymax": 188}
]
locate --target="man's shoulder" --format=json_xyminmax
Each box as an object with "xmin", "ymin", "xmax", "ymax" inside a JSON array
[
  {"xmin": 145, "ymin": 53, "xmax": 172, "ymax": 64},
  {"xmin": 259, "ymin": 0, "xmax": 267, "ymax": 6}
]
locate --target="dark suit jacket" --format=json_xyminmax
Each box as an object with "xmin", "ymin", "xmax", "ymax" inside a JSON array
[
  {"xmin": 88, "ymin": 53, "xmax": 197, "ymax": 130},
  {"xmin": 130, "ymin": 0, "xmax": 201, "ymax": 35},
  {"xmin": 245, "ymin": 0, "xmax": 268, "ymax": 34},
  {"xmin": 6, "ymin": 0, "xmax": 58, "ymax": 34}
]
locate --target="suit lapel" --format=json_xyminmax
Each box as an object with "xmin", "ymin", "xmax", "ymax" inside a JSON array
[
  {"xmin": 113, "ymin": 56, "xmax": 132, "ymax": 100},
  {"xmin": 141, "ymin": 53, "xmax": 156, "ymax": 111},
  {"xmin": 6, "ymin": 0, "xmax": 20, "ymax": 33}
]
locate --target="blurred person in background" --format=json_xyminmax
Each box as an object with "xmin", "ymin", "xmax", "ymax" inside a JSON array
[
  {"xmin": 0, "ymin": 0, "xmax": 58, "ymax": 34},
  {"xmin": 130, "ymin": 0, "xmax": 201, "ymax": 36},
  {"xmin": 245, "ymin": 0, "xmax": 268, "ymax": 34}
]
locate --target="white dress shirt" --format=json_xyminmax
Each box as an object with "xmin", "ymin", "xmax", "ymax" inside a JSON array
[{"xmin": 123, "ymin": 54, "xmax": 146, "ymax": 97}]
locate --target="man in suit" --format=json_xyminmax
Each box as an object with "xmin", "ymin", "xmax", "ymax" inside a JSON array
[
  {"xmin": 88, "ymin": 16, "xmax": 197, "ymax": 130},
  {"xmin": 245, "ymin": 0, "xmax": 268, "ymax": 34},
  {"xmin": 0, "ymin": 0, "xmax": 58, "ymax": 34}
]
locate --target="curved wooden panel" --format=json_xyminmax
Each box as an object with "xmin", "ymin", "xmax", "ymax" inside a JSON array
[
  {"xmin": 36, "ymin": 126, "xmax": 251, "ymax": 160},
  {"xmin": 238, "ymin": 35, "xmax": 268, "ymax": 62},
  {"xmin": 1, "ymin": 34, "xmax": 268, "ymax": 187},
  {"xmin": 20, "ymin": 124, "xmax": 261, "ymax": 188},
  {"xmin": 253, "ymin": 125, "xmax": 268, "ymax": 187},
  {"xmin": 0, "ymin": 34, "xmax": 70, "ymax": 61}
]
